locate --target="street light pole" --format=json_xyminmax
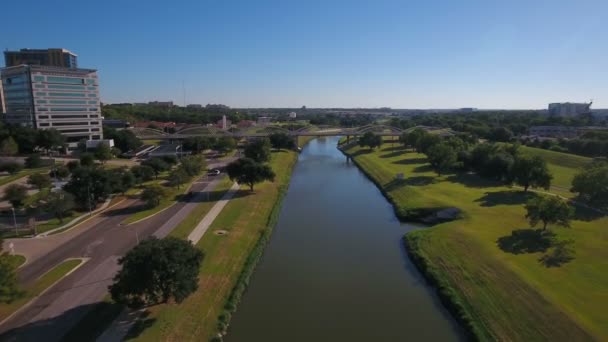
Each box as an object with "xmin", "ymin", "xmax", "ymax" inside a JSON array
[{"xmin": 11, "ymin": 207, "xmax": 17, "ymax": 237}]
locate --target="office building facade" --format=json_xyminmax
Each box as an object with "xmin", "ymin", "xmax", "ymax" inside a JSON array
[
  {"xmin": 1, "ymin": 65, "xmax": 103, "ymax": 150},
  {"xmin": 4, "ymin": 48, "xmax": 78, "ymax": 68},
  {"xmin": 548, "ymin": 102, "xmax": 591, "ymax": 117}
]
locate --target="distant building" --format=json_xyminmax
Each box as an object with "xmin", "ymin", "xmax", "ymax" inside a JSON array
[
  {"xmin": 1, "ymin": 64, "xmax": 103, "ymax": 151},
  {"xmin": 186, "ymin": 104, "xmax": 202, "ymax": 109},
  {"xmin": 548, "ymin": 102, "xmax": 592, "ymax": 117},
  {"xmin": 237, "ymin": 120, "xmax": 256, "ymax": 128},
  {"xmin": 288, "ymin": 112, "xmax": 297, "ymax": 119},
  {"xmin": 217, "ymin": 115, "xmax": 231, "ymax": 130},
  {"xmin": 257, "ymin": 116, "xmax": 271, "ymax": 126},
  {"xmin": 0, "ymin": 81, "xmax": 4, "ymax": 114},
  {"xmin": 459, "ymin": 108, "xmax": 477, "ymax": 112},
  {"xmin": 205, "ymin": 104, "xmax": 230, "ymax": 112},
  {"xmin": 4, "ymin": 48, "xmax": 78, "ymax": 68},
  {"xmin": 148, "ymin": 101, "xmax": 174, "ymax": 108}
]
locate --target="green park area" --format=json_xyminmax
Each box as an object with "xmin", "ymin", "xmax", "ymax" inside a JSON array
[
  {"xmin": 125, "ymin": 150, "xmax": 297, "ymax": 341},
  {"xmin": 342, "ymin": 142, "xmax": 607, "ymax": 341}
]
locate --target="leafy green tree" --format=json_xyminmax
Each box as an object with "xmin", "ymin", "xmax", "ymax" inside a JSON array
[
  {"xmin": 179, "ymin": 155, "xmax": 206, "ymax": 177},
  {"xmin": 66, "ymin": 160, "xmax": 81, "ymax": 172},
  {"xmin": 141, "ymin": 185, "xmax": 166, "ymax": 208},
  {"xmin": 131, "ymin": 165, "xmax": 155, "ymax": 183},
  {"xmin": 358, "ymin": 132, "xmax": 382, "ymax": 150},
  {"xmin": 25, "ymin": 154, "xmax": 43, "ymax": 168},
  {"xmin": 0, "ymin": 137, "xmax": 18, "ymax": 156},
  {"xmin": 525, "ymin": 196, "xmax": 573, "ymax": 230},
  {"xmin": 107, "ymin": 168, "xmax": 135, "ymax": 195},
  {"xmin": 510, "ymin": 156, "xmax": 552, "ymax": 192},
  {"xmin": 94, "ymin": 142, "xmax": 114, "ymax": 163},
  {"xmin": 425, "ymin": 143, "xmax": 457, "ymax": 176},
  {"xmin": 407, "ymin": 129, "xmax": 429, "ymax": 152},
  {"xmin": 50, "ymin": 165, "xmax": 70, "ymax": 180},
  {"xmin": 489, "ymin": 127, "xmax": 513, "ymax": 142},
  {"xmin": 0, "ymin": 162, "xmax": 23, "ymax": 175},
  {"xmin": 3, "ymin": 184, "xmax": 28, "ymax": 208},
  {"xmin": 415, "ymin": 134, "xmax": 441, "ymax": 154},
  {"xmin": 214, "ymin": 137, "xmax": 236, "ymax": 156},
  {"xmin": 64, "ymin": 167, "xmax": 112, "ymax": 207},
  {"xmin": 36, "ymin": 129, "xmax": 65, "ymax": 154},
  {"xmin": 11, "ymin": 125, "xmax": 38, "ymax": 154},
  {"xmin": 244, "ymin": 138, "xmax": 272, "ymax": 162},
  {"xmin": 43, "ymin": 191, "xmax": 75, "ymax": 223},
  {"xmin": 109, "ymin": 237, "xmax": 204, "ymax": 308},
  {"xmin": 168, "ymin": 168, "xmax": 190, "ymax": 189},
  {"xmin": 183, "ymin": 136, "xmax": 214, "ymax": 154},
  {"xmin": 79, "ymin": 153, "xmax": 95, "ymax": 167},
  {"xmin": 269, "ymin": 133, "xmax": 295, "ymax": 151},
  {"xmin": 571, "ymin": 163, "xmax": 608, "ymax": 206},
  {"xmin": 226, "ymin": 157, "xmax": 275, "ymax": 191},
  {"xmin": 0, "ymin": 252, "xmax": 23, "ymax": 303},
  {"xmin": 142, "ymin": 158, "xmax": 170, "ymax": 179},
  {"xmin": 103, "ymin": 127, "xmax": 142, "ymax": 152},
  {"xmin": 28, "ymin": 173, "xmax": 52, "ymax": 190},
  {"xmin": 482, "ymin": 152, "xmax": 515, "ymax": 181}
]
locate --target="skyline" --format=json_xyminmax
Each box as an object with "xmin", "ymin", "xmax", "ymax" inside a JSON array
[{"xmin": 3, "ymin": 0, "xmax": 608, "ymax": 109}]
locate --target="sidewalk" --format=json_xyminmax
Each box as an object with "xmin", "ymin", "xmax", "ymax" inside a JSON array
[{"xmin": 188, "ymin": 182, "xmax": 239, "ymax": 244}]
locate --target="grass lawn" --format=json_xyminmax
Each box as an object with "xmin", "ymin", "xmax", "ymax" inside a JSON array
[
  {"xmin": 518, "ymin": 146, "xmax": 592, "ymax": 198},
  {"xmin": 5, "ymin": 255, "xmax": 26, "ymax": 268},
  {"xmin": 122, "ymin": 171, "xmax": 199, "ymax": 225},
  {"xmin": 127, "ymin": 150, "xmax": 298, "ymax": 341},
  {"xmin": 343, "ymin": 143, "xmax": 607, "ymax": 341},
  {"xmin": 0, "ymin": 167, "xmax": 52, "ymax": 187},
  {"xmin": 0, "ymin": 258, "xmax": 83, "ymax": 322}
]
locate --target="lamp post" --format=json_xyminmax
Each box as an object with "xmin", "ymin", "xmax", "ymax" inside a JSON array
[{"xmin": 11, "ymin": 207, "xmax": 17, "ymax": 237}]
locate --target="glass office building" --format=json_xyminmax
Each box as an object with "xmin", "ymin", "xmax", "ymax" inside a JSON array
[
  {"xmin": 4, "ymin": 48, "xmax": 78, "ymax": 68},
  {"xmin": 1, "ymin": 65, "xmax": 103, "ymax": 150}
]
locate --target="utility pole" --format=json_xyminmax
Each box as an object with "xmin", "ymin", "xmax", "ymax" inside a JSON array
[
  {"xmin": 87, "ymin": 182, "xmax": 92, "ymax": 216},
  {"xmin": 11, "ymin": 207, "xmax": 17, "ymax": 237}
]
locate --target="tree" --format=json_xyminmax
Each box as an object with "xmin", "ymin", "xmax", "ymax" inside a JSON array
[
  {"xmin": 0, "ymin": 162, "xmax": 23, "ymax": 175},
  {"xmin": 66, "ymin": 160, "xmax": 80, "ymax": 172},
  {"xmin": 50, "ymin": 165, "xmax": 70, "ymax": 180},
  {"xmin": 25, "ymin": 154, "xmax": 43, "ymax": 169},
  {"xmin": 107, "ymin": 168, "xmax": 135, "ymax": 195},
  {"xmin": 525, "ymin": 196, "xmax": 573, "ymax": 230},
  {"xmin": 64, "ymin": 167, "xmax": 112, "ymax": 207},
  {"xmin": 571, "ymin": 163, "xmax": 608, "ymax": 206},
  {"xmin": 11, "ymin": 125, "xmax": 38, "ymax": 154},
  {"xmin": 269, "ymin": 133, "xmax": 295, "ymax": 151},
  {"xmin": 141, "ymin": 185, "xmax": 166, "ymax": 208},
  {"xmin": 142, "ymin": 158, "xmax": 170, "ymax": 179},
  {"xmin": 109, "ymin": 237, "xmax": 203, "ymax": 308},
  {"xmin": 0, "ymin": 253, "xmax": 23, "ymax": 303},
  {"xmin": 244, "ymin": 138, "xmax": 272, "ymax": 162},
  {"xmin": 79, "ymin": 153, "xmax": 95, "ymax": 167},
  {"xmin": 179, "ymin": 155, "xmax": 206, "ymax": 177},
  {"xmin": 94, "ymin": 142, "xmax": 114, "ymax": 163},
  {"xmin": 28, "ymin": 173, "xmax": 52, "ymax": 190},
  {"xmin": 358, "ymin": 132, "xmax": 383, "ymax": 150},
  {"xmin": 131, "ymin": 165, "xmax": 155, "ymax": 183},
  {"xmin": 407, "ymin": 129, "xmax": 429, "ymax": 152},
  {"xmin": 103, "ymin": 127, "xmax": 142, "ymax": 153},
  {"xmin": 415, "ymin": 134, "xmax": 441, "ymax": 154},
  {"xmin": 226, "ymin": 158, "xmax": 275, "ymax": 191},
  {"xmin": 425, "ymin": 143, "xmax": 457, "ymax": 176},
  {"xmin": 0, "ymin": 137, "xmax": 18, "ymax": 156},
  {"xmin": 36, "ymin": 129, "xmax": 65, "ymax": 154},
  {"xmin": 43, "ymin": 191, "xmax": 75, "ymax": 223},
  {"xmin": 214, "ymin": 137, "xmax": 236, "ymax": 156},
  {"xmin": 510, "ymin": 156, "xmax": 552, "ymax": 192},
  {"xmin": 183, "ymin": 136, "xmax": 214, "ymax": 154},
  {"xmin": 489, "ymin": 127, "xmax": 513, "ymax": 142},
  {"xmin": 168, "ymin": 168, "xmax": 189, "ymax": 189},
  {"xmin": 3, "ymin": 184, "xmax": 28, "ymax": 208}
]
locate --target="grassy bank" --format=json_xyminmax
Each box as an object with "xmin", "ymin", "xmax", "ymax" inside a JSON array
[
  {"xmin": 127, "ymin": 150, "xmax": 298, "ymax": 341},
  {"xmin": 342, "ymin": 143, "xmax": 606, "ymax": 341},
  {"xmin": 0, "ymin": 258, "xmax": 83, "ymax": 322}
]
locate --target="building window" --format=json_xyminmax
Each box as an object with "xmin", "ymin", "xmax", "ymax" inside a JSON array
[
  {"xmin": 46, "ymin": 76, "xmax": 85, "ymax": 84},
  {"xmin": 92, "ymin": 135, "xmax": 101, "ymax": 139},
  {"xmin": 49, "ymin": 107, "xmax": 87, "ymax": 112},
  {"xmin": 38, "ymin": 115, "xmax": 49, "ymax": 119},
  {"xmin": 87, "ymin": 94, "xmax": 97, "ymax": 97},
  {"xmin": 39, "ymin": 123, "xmax": 50, "ymax": 127},
  {"xmin": 47, "ymin": 84, "xmax": 86, "ymax": 90},
  {"xmin": 49, "ymin": 100, "xmax": 88, "ymax": 104},
  {"xmin": 35, "ymin": 92, "xmax": 47, "ymax": 96},
  {"xmin": 87, "ymin": 87, "xmax": 96, "ymax": 90},
  {"xmin": 48, "ymin": 92, "xmax": 86, "ymax": 97},
  {"xmin": 33, "ymin": 76, "xmax": 45, "ymax": 82}
]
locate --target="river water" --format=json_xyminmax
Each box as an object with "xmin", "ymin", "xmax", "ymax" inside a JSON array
[{"xmin": 226, "ymin": 137, "xmax": 462, "ymax": 341}]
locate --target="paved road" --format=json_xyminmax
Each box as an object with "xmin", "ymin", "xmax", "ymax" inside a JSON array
[{"xmin": 0, "ymin": 161, "xmax": 232, "ymax": 342}]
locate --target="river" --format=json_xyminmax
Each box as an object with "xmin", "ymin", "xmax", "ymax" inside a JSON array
[{"xmin": 225, "ymin": 137, "xmax": 462, "ymax": 341}]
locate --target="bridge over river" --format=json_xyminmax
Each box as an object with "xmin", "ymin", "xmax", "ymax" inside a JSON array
[{"xmin": 129, "ymin": 124, "xmax": 446, "ymax": 141}]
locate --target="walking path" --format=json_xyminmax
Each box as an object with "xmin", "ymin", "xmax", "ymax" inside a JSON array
[{"xmin": 188, "ymin": 182, "xmax": 239, "ymax": 244}]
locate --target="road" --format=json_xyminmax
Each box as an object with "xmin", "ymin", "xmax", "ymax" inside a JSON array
[{"xmin": 0, "ymin": 160, "xmax": 232, "ymax": 342}]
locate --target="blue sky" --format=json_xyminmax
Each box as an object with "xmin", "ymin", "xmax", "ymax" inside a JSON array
[{"xmin": 3, "ymin": 0, "xmax": 607, "ymax": 108}]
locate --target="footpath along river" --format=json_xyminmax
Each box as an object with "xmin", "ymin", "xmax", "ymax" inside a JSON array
[{"xmin": 226, "ymin": 137, "xmax": 462, "ymax": 341}]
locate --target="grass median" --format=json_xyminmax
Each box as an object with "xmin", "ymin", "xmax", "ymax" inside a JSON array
[
  {"xmin": 342, "ymin": 143, "xmax": 606, "ymax": 341},
  {"xmin": 0, "ymin": 258, "xmax": 84, "ymax": 322},
  {"xmin": 127, "ymin": 150, "xmax": 298, "ymax": 341}
]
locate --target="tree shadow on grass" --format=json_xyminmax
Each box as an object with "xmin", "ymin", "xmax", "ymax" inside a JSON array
[
  {"xmin": 178, "ymin": 189, "xmax": 251, "ymax": 203},
  {"xmin": 497, "ymin": 228, "xmax": 555, "ymax": 254},
  {"xmin": 412, "ymin": 164, "xmax": 434, "ymax": 173},
  {"xmin": 379, "ymin": 150, "xmax": 405, "ymax": 159},
  {"xmin": 392, "ymin": 157, "xmax": 427, "ymax": 165},
  {"xmin": 475, "ymin": 190, "xmax": 537, "ymax": 207},
  {"xmin": 381, "ymin": 145, "xmax": 406, "ymax": 152},
  {"xmin": 572, "ymin": 204, "xmax": 605, "ymax": 222},
  {"xmin": 384, "ymin": 176, "xmax": 436, "ymax": 191},
  {"xmin": 538, "ymin": 240, "xmax": 575, "ymax": 267},
  {"xmin": 125, "ymin": 310, "xmax": 157, "ymax": 340},
  {"xmin": 445, "ymin": 173, "xmax": 500, "ymax": 188}
]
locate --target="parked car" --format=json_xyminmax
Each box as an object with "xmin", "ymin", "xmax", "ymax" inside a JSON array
[{"xmin": 207, "ymin": 169, "xmax": 221, "ymax": 176}]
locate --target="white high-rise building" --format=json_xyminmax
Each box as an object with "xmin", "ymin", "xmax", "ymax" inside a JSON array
[
  {"xmin": 1, "ymin": 64, "xmax": 103, "ymax": 151},
  {"xmin": 548, "ymin": 102, "xmax": 591, "ymax": 117}
]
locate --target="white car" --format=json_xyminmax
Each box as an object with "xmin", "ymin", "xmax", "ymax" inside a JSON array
[{"xmin": 207, "ymin": 169, "xmax": 221, "ymax": 176}]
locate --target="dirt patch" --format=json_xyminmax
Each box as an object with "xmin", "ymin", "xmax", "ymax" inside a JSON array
[{"xmin": 214, "ymin": 230, "xmax": 229, "ymax": 236}]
